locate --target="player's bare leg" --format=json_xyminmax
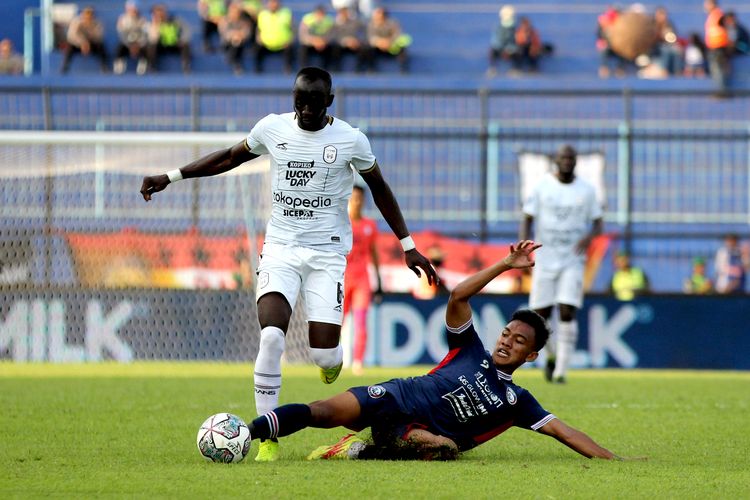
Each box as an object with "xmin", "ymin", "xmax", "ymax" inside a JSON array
[
  {"xmin": 254, "ymin": 292, "xmax": 292, "ymax": 461},
  {"xmin": 309, "ymin": 321, "xmax": 344, "ymax": 384}
]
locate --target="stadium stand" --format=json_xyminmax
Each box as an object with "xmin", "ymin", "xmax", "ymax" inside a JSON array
[
  {"xmin": 0, "ymin": 0, "xmax": 747, "ymax": 79},
  {"xmin": 1, "ymin": 1, "xmax": 749, "ymax": 293}
]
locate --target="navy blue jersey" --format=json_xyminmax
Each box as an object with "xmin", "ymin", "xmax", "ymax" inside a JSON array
[{"xmin": 379, "ymin": 319, "xmax": 555, "ymax": 451}]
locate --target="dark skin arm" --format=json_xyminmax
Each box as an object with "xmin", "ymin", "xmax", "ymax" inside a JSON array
[
  {"xmin": 360, "ymin": 163, "xmax": 437, "ymax": 285},
  {"xmin": 575, "ymin": 217, "xmax": 604, "ymax": 255},
  {"xmin": 140, "ymin": 141, "xmax": 258, "ymax": 201}
]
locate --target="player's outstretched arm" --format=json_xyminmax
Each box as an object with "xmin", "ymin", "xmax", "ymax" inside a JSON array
[
  {"xmin": 446, "ymin": 240, "xmax": 541, "ymax": 328},
  {"xmin": 140, "ymin": 141, "xmax": 258, "ymax": 201},
  {"xmin": 538, "ymin": 417, "xmax": 618, "ymax": 460},
  {"xmin": 361, "ymin": 163, "xmax": 437, "ymax": 285}
]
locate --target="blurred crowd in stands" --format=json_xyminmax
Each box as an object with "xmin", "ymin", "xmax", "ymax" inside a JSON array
[
  {"xmin": 594, "ymin": 0, "xmax": 747, "ymax": 95},
  {"xmin": 608, "ymin": 233, "xmax": 750, "ymax": 300},
  {"xmin": 0, "ymin": 0, "xmax": 746, "ymax": 93},
  {"xmin": 39, "ymin": 0, "xmax": 411, "ymax": 75}
]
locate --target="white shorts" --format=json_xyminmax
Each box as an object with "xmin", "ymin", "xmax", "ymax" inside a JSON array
[
  {"xmin": 528, "ymin": 263, "xmax": 585, "ymax": 310},
  {"xmin": 256, "ymin": 242, "xmax": 346, "ymax": 325}
]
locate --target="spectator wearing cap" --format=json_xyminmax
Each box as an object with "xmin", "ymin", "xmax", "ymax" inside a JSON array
[{"xmin": 683, "ymin": 257, "xmax": 713, "ymax": 294}]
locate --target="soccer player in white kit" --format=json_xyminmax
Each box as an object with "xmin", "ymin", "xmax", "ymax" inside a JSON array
[
  {"xmin": 140, "ymin": 67, "xmax": 437, "ymax": 461},
  {"xmin": 519, "ymin": 145, "xmax": 603, "ymax": 384}
]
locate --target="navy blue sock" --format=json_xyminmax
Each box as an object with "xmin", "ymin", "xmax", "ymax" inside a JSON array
[{"xmin": 249, "ymin": 404, "xmax": 312, "ymax": 441}]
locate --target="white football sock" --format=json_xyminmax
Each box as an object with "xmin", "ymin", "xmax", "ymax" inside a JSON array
[
  {"xmin": 553, "ymin": 320, "xmax": 578, "ymax": 379},
  {"xmin": 310, "ymin": 344, "xmax": 343, "ymax": 369},
  {"xmin": 254, "ymin": 326, "xmax": 285, "ymax": 416}
]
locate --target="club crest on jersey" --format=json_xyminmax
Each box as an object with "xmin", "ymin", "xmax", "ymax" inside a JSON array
[
  {"xmin": 506, "ymin": 387, "xmax": 517, "ymax": 405},
  {"xmin": 323, "ymin": 145, "xmax": 337, "ymax": 164},
  {"xmin": 368, "ymin": 385, "xmax": 386, "ymax": 399},
  {"xmin": 258, "ymin": 271, "xmax": 269, "ymax": 289}
]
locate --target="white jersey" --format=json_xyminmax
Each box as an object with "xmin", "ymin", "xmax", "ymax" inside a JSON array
[
  {"xmin": 246, "ymin": 112, "xmax": 377, "ymax": 255},
  {"xmin": 523, "ymin": 174, "xmax": 602, "ymax": 271}
]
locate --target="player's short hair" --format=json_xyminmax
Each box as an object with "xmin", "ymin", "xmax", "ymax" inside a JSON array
[
  {"xmin": 511, "ymin": 309, "xmax": 550, "ymax": 350},
  {"xmin": 295, "ymin": 67, "xmax": 332, "ymax": 94}
]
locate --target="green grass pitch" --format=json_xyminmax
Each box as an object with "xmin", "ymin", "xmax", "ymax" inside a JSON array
[{"xmin": 1, "ymin": 363, "xmax": 748, "ymax": 499}]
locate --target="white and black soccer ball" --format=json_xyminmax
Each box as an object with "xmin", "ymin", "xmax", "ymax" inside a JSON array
[{"xmin": 196, "ymin": 413, "xmax": 251, "ymax": 463}]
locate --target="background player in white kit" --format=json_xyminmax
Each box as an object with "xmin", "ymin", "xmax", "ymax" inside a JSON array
[
  {"xmin": 140, "ymin": 67, "xmax": 437, "ymax": 461},
  {"xmin": 519, "ymin": 145, "xmax": 603, "ymax": 384}
]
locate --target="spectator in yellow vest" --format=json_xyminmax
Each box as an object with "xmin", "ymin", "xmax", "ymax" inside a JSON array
[
  {"xmin": 255, "ymin": 0, "xmax": 294, "ymax": 73},
  {"xmin": 683, "ymin": 257, "xmax": 713, "ymax": 294},
  {"xmin": 147, "ymin": 4, "xmax": 192, "ymax": 73},
  {"xmin": 610, "ymin": 251, "xmax": 649, "ymax": 301},
  {"xmin": 298, "ymin": 5, "xmax": 334, "ymax": 70}
]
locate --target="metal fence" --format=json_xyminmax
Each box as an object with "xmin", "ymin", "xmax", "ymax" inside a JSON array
[{"xmin": 1, "ymin": 85, "xmax": 748, "ymax": 291}]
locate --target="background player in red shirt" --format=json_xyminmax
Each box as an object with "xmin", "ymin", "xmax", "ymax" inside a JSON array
[{"xmin": 344, "ymin": 185, "xmax": 382, "ymax": 375}]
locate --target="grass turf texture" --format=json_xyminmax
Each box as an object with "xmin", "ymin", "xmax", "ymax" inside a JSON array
[{"xmin": 1, "ymin": 364, "xmax": 748, "ymax": 499}]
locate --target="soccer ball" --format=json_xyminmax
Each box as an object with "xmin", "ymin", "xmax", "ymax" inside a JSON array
[{"xmin": 196, "ymin": 413, "xmax": 251, "ymax": 463}]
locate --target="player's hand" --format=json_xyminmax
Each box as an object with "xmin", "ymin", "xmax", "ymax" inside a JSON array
[
  {"xmin": 140, "ymin": 174, "xmax": 170, "ymax": 201},
  {"xmin": 502, "ymin": 240, "xmax": 542, "ymax": 269},
  {"xmin": 405, "ymin": 249, "xmax": 439, "ymax": 286}
]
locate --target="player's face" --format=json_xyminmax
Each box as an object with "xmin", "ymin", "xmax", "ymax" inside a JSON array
[
  {"xmin": 293, "ymin": 77, "xmax": 333, "ymax": 131},
  {"xmin": 555, "ymin": 148, "xmax": 576, "ymax": 178},
  {"xmin": 492, "ymin": 320, "xmax": 538, "ymax": 370}
]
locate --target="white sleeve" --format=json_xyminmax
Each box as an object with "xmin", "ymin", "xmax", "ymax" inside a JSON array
[
  {"xmin": 522, "ymin": 184, "xmax": 539, "ymax": 217},
  {"xmin": 245, "ymin": 115, "xmax": 272, "ymax": 155},
  {"xmin": 589, "ymin": 186, "xmax": 603, "ymax": 220},
  {"xmin": 350, "ymin": 130, "xmax": 377, "ymax": 173}
]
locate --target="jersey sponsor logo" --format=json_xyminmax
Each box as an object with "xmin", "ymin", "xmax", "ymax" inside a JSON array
[
  {"xmin": 276, "ymin": 143, "xmax": 288, "ymax": 150},
  {"xmin": 442, "ymin": 386, "xmax": 480, "ymax": 422},
  {"xmin": 506, "ymin": 387, "xmax": 517, "ymax": 405},
  {"xmin": 474, "ymin": 372, "xmax": 503, "ymax": 409},
  {"xmin": 258, "ymin": 271, "xmax": 269, "ymax": 289},
  {"xmin": 282, "ymin": 209, "xmax": 314, "ymax": 219},
  {"xmin": 367, "ymin": 385, "xmax": 386, "ymax": 398},
  {"xmin": 480, "ymin": 359, "xmax": 489, "ymax": 369},
  {"xmin": 273, "ymin": 191, "xmax": 332, "ymax": 209},
  {"xmin": 287, "ymin": 161, "xmax": 314, "ymax": 168},
  {"xmin": 323, "ymin": 145, "xmax": 337, "ymax": 164},
  {"xmin": 285, "ymin": 169, "xmax": 317, "ymax": 187}
]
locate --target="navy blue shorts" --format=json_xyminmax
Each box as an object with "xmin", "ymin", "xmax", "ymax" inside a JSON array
[{"xmin": 348, "ymin": 381, "xmax": 418, "ymax": 442}]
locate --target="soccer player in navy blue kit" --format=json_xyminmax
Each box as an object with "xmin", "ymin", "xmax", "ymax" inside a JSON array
[{"xmin": 246, "ymin": 240, "xmax": 619, "ymax": 460}]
